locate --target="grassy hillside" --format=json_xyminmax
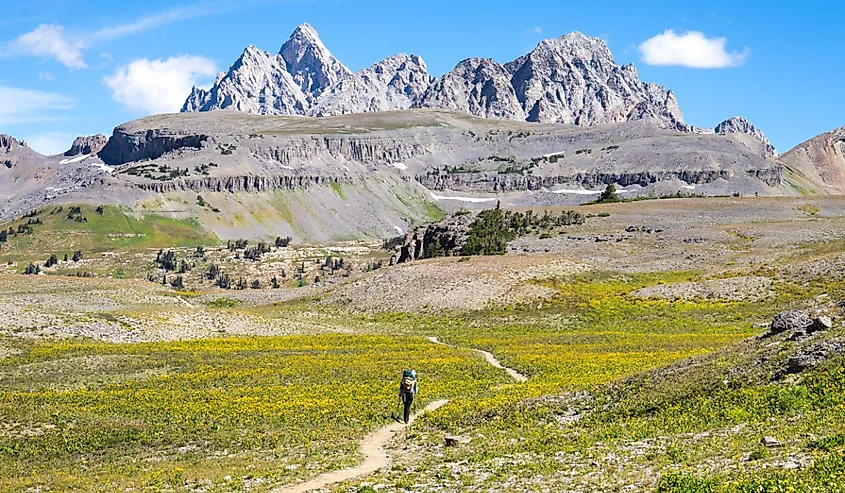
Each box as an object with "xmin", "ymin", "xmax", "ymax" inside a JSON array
[{"xmin": 0, "ymin": 205, "xmax": 218, "ymax": 262}]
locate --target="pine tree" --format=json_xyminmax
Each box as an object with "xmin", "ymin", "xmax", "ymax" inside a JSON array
[{"xmin": 599, "ymin": 183, "xmax": 619, "ymax": 203}]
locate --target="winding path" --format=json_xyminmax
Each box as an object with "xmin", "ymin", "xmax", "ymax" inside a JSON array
[
  {"xmin": 427, "ymin": 336, "xmax": 528, "ymax": 383},
  {"xmin": 275, "ymin": 337, "xmax": 526, "ymax": 493}
]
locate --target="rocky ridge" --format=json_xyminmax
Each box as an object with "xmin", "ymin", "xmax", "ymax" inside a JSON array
[
  {"xmin": 310, "ymin": 54, "xmax": 434, "ymax": 116},
  {"xmin": 65, "ymin": 134, "xmax": 108, "ymax": 157},
  {"xmin": 182, "ymin": 25, "xmax": 684, "ymax": 131},
  {"xmin": 180, "ymin": 25, "xmax": 780, "ymax": 156}
]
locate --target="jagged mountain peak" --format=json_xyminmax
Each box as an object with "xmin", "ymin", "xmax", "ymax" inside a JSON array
[
  {"xmin": 279, "ymin": 23, "xmax": 350, "ymax": 97},
  {"xmin": 182, "ymin": 41, "xmax": 307, "ymax": 115},
  {"xmin": 716, "ymin": 116, "xmax": 776, "ymax": 157},
  {"xmin": 415, "ymin": 57, "xmax": 525, "ymax": 120},
  {"xmin": 309, "ymin": 52, "xmax": 433, "ymax": 117},
  {"xmin": 373, "ymin": 53, "xmax": 428, "ymax": 72}
]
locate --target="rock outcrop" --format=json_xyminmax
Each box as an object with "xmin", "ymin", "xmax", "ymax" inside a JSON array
[
  {"xmin": 0, "ymin": 134, "xmax": 25, "ymax": 152},
  {"xmin": 134, "ymin": 174, "xmax": 353, "ymax": 194},
  {"xmin": 65, "ymin": 134, "xmax": 108, "ymax": 157},
  {"xmin": 392, "ymin": 212, "xmax": 476, "ymax": 264},
  {"xmin": 715, "ymin": 116, "xmax": 776, "ymax": 158},
  {"xmin": 769, "ymin": 310, "xmax": 813, "ymax": 335},
  {"xmin": 99, "ymin": 128, "xmax": 208, "ymax": 165},
  {"xmin": 181, "ymin": 25, "xmax": 686, "ymax": 130},
  {"xmin": 787, "ymin": 338, "xmax": 845, "ymax": 374}
]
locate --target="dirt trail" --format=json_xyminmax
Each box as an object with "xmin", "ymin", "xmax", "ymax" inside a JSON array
[
  {"xmin": 427, "ymin": 336, "xmax": 528, "ymax": 383},
  {"xmin": 275, "ymin": 399, "xmax": 448, "ymax": 493},
  {"xmin": 275, "ymin": 337, "xmax": 527, "ymax": 492}
]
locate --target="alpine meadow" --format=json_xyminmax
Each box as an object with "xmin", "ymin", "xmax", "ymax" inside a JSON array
[{"xmin": 3, "ymin": 3, "xmax": 845, "ymax": 492}]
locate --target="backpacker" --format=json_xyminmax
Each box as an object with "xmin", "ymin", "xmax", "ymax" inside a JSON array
[{"xmin": 401, "ymin": 369, "xmax": 417, "ymax": 394}]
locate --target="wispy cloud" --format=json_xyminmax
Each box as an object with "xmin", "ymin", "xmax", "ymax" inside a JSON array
[
  {"xmin": 0, "ymin": 86, "xmax": 76, "ymax": 125},
  {"xmin": 104, "ymin": 56, "xmax": 217, "ymax": 114},
  {"xmin": 639, "ymin": 30, "xmax": 749, "ymax": 68},
  {"xmin": 11, "ymin": 24, "xmax": 86, "ymax": 69},
  {"xmin": 88, "ymin": 2, "xmax": 231, "ymax": 43},
  {"xmin": 533, "ymin": 26, "xmax": 544, "ymax": 35},
  {"xmin": 3, "ymin": 1, "xmax": 237, "ymax": 69}
]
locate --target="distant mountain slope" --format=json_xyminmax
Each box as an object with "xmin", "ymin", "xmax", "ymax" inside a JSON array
[{"xmin": 778, "ymin": 125, "xmax": 845, "ymax": 194}]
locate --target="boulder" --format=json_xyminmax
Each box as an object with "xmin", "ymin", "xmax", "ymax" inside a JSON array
[
  {"xmin": 445, "ymin": 435, "xmax": 471, "ymax": 447},
  {"xmin": 769, "ymin": 310, "xmax": 812, "ymax": 335},
  {"xmin": 810, "ymin": 316, "xmax": 833, "ymax": 333},
  {"xmin": 786, "ymin": 338, "xmax": 845, "ymax": 374},
  {"xmin": 761, "ymin": 436, "xmax": 781, "ymax": 448}
]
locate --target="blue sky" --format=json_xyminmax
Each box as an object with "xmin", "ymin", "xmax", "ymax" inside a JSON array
[{"xmin": 1, "ymin": 0, "xmax": 843, "ymax": 155}]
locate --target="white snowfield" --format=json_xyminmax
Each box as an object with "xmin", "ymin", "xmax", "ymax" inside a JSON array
[
  {"xmin": 551, "ymin": 188, "xmax": 631, "ymax": 195},
  {"xmin": 683, "ymin": 185, "xmax": 697, "ymax": 190},
  {"xmin": 541, "ymin": 150, "xmax": 567, "ymax": 158},
  {"xmin": 430, "ymin": 192, "xmax": 498, "ymax": 203},
  {"xmin": 90, "ymin": 162, "xmax": 114, "ymax": 173},
  {"xmin": 393, "ymin": 225, "xmax": 403, "ymax": 233},
  {"xmin": 59, "ymin": 154, "xmax": 89, "ymax": 165},
  {"xmin": 390, "ymin": 162, "xmax": 408, "ymax": 170}
]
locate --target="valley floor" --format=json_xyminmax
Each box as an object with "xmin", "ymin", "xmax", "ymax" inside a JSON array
[{"xmin": 3, "ymin": 197, "xmax": 845, "ymax": 492}]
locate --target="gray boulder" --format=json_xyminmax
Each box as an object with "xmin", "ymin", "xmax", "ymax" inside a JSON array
[
  {"xmin": 810, "ymin": 316, "xmax": 834, "ymax": 333},
  {"xmin": 786, "ymin": 338, "xmax": 845, "ymax": 374},
  {"xmin": 770, "ymin": 310, "xmax": 812, "ymax": 335}
]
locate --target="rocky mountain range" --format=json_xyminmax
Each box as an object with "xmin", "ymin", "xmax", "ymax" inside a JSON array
[
  {"xmin": 181, "ymin": 25, "xmax": 676, "ymax": 128},
  {"xmin": 181, "ymin": 24, "xmax": 778, "ymax": 155}
]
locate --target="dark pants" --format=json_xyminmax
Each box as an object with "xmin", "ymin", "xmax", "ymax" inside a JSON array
[{"xmin": 401, "ymin": 392, "xmax": 414, "ymax": 423}]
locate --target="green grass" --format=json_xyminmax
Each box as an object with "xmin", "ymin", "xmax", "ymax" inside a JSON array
[
  {"xmin": 422, "ymin": 201, "xmax": 446, "ymax": 221},
  {"xmin": 0, "ymin": 205, "xmax": 217, "ymax": 261},
  {"xmin": 328, "ymin": 179, "xmax": 347, "ymax": 199}
]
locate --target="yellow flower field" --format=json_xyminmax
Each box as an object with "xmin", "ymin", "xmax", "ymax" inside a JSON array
[{"xmin": 0, "ymin": 334, "xmax": 511, "ymax": 492}]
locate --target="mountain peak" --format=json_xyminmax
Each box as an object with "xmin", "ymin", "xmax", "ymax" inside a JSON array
[
  {"xmin": 280, "ymin": 23, "xmax": 350, "ymax": 97},
  {"xmin": 715, "ymin": 116, "xmax": 776, "ymax": 157}
]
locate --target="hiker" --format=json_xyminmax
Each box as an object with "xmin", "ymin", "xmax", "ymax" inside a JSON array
[{"xmin": 398, "ymin": 369, "xmax": 418, "ymax": 423}]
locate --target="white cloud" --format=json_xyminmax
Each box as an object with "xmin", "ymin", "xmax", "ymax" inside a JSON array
[
  {"xmin": 25, "ymin": 132, "xmax": 76, "ymax": 156},
  {"xmin": 12, "ymin": 24, "xmax": 86, "ymax": 69},
  {"xmin": 38, "ymin": 71, "xmax": 54, "ymax": 80},
  {"xmin": 0, "ymin": 85, "xmax": 75, "ymax": 125},
  {"xmin": 3, "ymin": 2, "xmax": 232, "ymax": 69},
  {"xmin": 103, "ymin": 56, "xmax": 217, "ymax": 114},
  {"xmin": 533, "ymin": 26, "xmax": 544, "ymax": 34},
  {"xmin": 638, "ymin": 29, "xmax": 749, "ymax": 68}
]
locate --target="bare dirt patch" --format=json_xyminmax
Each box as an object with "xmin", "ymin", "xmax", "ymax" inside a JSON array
[
  {"xmin": 324, "ymin": 255, "xmax": 589, "ymax": 312},
  {"xmin": 631, "ymin": 276, "xmax": 775, "ymax": 302}
]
